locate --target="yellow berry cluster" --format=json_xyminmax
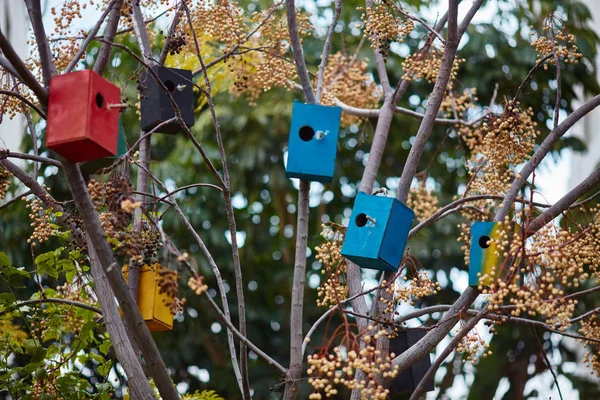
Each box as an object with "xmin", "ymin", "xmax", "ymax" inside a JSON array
[
  {"xmin": 579, "ymin": 315, "xmax": 600, "ymax": 376},
  {"xmin": 190, "ymin": 0, "xmax": 244, "ymax": 54},
  {"xmin": 0, "ymin": 165, "xmax": 10, "ymax": 200},
  {"xmin": 25, "ymin": 196, "xmax": 57, "ymax": 247},
  {"xmin": 188, "ymin": 275, "xmax": 208, "ymax": 296},
  {"xmin": 56, "ymin": 283, "xmax": 92, "ymax": 333},
  {"xmin": 307, "ymin": 325, "xmax": 399, "ymax": 399},
  {"xmin": 406, "ymin": 180, "xmax": 439, "ymax": 222},
  {"xmin": 359, "ymin": 2, "xmax": 414, "ymax": 62},
  {"xmin": 315, "ymin": 223, "xmax": 348, "ymax": 308},
  {"xmin": 30, "ymin": 371, "xmax": 59, "ymax": 400},
  {"xmin": 456, "ymin": 323, "xmax": 491, "ymax": 365},
  {"xmin": 402, "ymin": 49, "xmax": 465, "ymax": 86},
  {"xmin": 395, "ymin": 271, "xmax": 441, "ymax": 307},
  {"xmin": 319, "ymin": 52, "xmax": 382, "ymax": 127},
  {"xmin": 441, "ymin": 88, "xmax": 478, "ymax": 120},
  {"xmin": 531, "ymin": 22, "xmax": 583, "ymax": 69}
]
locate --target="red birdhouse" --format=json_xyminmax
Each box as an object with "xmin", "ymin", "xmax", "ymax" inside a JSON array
[{"xmin": 46, "ymin": 70, "xmax": 121, "ymax": 163}]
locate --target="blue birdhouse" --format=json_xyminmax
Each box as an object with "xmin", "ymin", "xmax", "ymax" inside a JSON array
[
  {"xmin": 340, "ymin": 192, "xmax": 414, "ymax": 272},
  {"xmin": 390, "ymin": 330, "xmax": 434, "ymax": 395},
  {"xmin": 285, "ymin": 101, "xmax": 342, "ymax": 182},
  {"xmin": 469, "ymin": 221, "xmax": 521, "ymax": 287}
]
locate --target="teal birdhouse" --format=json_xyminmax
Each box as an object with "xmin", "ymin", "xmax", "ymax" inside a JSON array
[
  {"xmin": 285, "ymin": 101, "xmax": 341, "ymax": 182},
  {"xmin": 469, "ymin": 221, "xmax": 521, "ymax": 287},
  {"xmin": 340, "ymin": 192, "xmax": 414, "ymax": 272},
  {"xmin": 80, "ymin": 118, "xmax": 127, "ymax": 174}
]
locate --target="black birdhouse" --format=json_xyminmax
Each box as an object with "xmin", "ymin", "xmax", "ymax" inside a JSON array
[
  {"xmin": 390, "ymin": 330, "xmax": 434, "ymax": 395},
  {"xmin": 139, "ymin": 66, "xmax": 194, "ymax": 134}
]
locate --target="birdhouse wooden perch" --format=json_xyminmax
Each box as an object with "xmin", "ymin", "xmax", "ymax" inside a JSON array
[
  {"xmin": 80, "ymin": 117, "xmax": 127, "ymax": 174},
  {"xmin": 122, "ymin": 264, "xmax": 176, "ymax": 332},
  {"xmin": 46, "ymin": 70, "xmax": 120, "ymax": 162},
  {"xmin": 285, "ymin": 100, "xmax": 342, "ymax": 183},
  {"xmin": 389, "ymin": 330, "xmax": 434, "ymax": 395},
  {"xmin": 139, "ymin": 66, "xmax": 194, "ymax": 134},
  {"xmin": 340, "ymin": 192, "xmax": 414, "ymax": 272},
  {"xmin": 469, "ymin": 221, "xmax": 521, "ymax": 287}
]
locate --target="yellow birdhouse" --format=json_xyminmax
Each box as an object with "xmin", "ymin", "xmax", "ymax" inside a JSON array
[{"xmin": 122, "ymin": 264, "xmax": 176, "ymax": 332}]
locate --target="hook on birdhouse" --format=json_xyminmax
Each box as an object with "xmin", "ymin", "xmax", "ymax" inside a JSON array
[{"xmin": 107, "ymin": 103, "xmax": 129, "ymax": 110}]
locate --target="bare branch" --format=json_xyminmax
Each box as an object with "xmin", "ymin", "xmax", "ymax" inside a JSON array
[
  {"xmin": 65, "ymin": 0, "xmax": 118, "ymax": 74},
  {"xmin": 0, "ymin": 31, "xmax": 48, "ymax": 105},
  {"xmin": 159, "ymin": 1, "xmax": 184, "ymax": 65},
  {"xmin": 24, "ymin": 0, "xmax": 58, "ymax": 86},
  {"xmin": 7, "ymin": 298, "xmax": 102, "ymax": 316},
  {"xmin": 285, "ymin": 180, "xmax": 310, "ymax": 399},
  {"xmin": 315, "ymin": 0, "xmax": 342, "ymax": 103},
  {"xmin": 61, "ymin": 161, "xmax": 179, "ymax": 399},
  {"xmin": 526, "ymin": 166, "xmax": 600, "ymax": 234},
  {"xmin": 496, "ymin": 94, "xmax": 600, "ymax": 220},
  {"xmin": 94, "ymin": 0, "xmax": 125, "ymax": 74},
  {"xmin": 285, "ymin": 0, "xmax": 316, "ymax": 103},
  {"xmin": 0, "ymin": 90, "xmax": 46, "ymax": 119}
]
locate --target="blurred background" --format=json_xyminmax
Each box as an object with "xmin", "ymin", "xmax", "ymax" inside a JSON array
[{"xmin": 2, "ymin": 0, "xmax": 600, "ymax": 399}]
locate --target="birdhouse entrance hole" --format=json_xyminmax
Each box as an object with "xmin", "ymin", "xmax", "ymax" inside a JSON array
[
  {"xmin": 478, "ymin": 235, "xmax": 491, "ymax": 248},
  {"xmin": 95, "ymin": 93, "xmax": 104, "ymax": 108},
  {"xmin": 164, "ymin": 79, "xmax": 176, "ymax": 92},
  {"xmin": 299, "ymin": 125, "xmax": 315, "ymax": 141},
  {"xmin": 355, "ymin": 213, "xmax": 368, "ymax": 227}
]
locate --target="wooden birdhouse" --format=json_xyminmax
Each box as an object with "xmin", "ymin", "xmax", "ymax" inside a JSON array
[
  {"xmin": 389, "ymin": 330, "xmax": 434, "ymax": 395},
  {"xmin": 46, "ymin": 69, "xmax": 120, "ymax": 162},
  {"xmin": 139, "ymin": 66, "xmax": 194, "ymax": 134},
  {"xmin": 80, "ymin": 118, "xmax": 127, "ymax": 174},
  {"xmin": 340, "ymin": 192, "xmax": 414, "ymax": 272},
  {"xmin": 469, "ymin": 221, "xmax": 521, "ymax": 287},
  {"xmin": 122, "ymin": 265, "xmax": 176, "ymax": 332},
  {"xmin": 285, "ymin": 100, "xmax": 342, "ymax": 183}
]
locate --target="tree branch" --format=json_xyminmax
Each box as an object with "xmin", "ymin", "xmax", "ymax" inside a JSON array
[
  {"xmin": 65, "ymin": 0, "xmax": 118, "ymax": 74},
  {"xmin": 0, "ymin": 30, "xmax": 48, "ymax": 105},
  {"xmin": 24, "ymin": 0, "xmax": 58, "ymax": 86},
  {"xmin": 93, "ymin": 0, "xmax": 125, "ymax": 74},
  {"xmin": 285, "ymin": 0, "xmax": 316, "ymax": 103},
  {"xmin": 315, "ymin": 0, "xmax": 342, "ymax": 103}
]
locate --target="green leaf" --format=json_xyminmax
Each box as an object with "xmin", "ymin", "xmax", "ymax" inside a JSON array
[
  {"xmin": 99, "ymin": 340, "xmax": 112, "ymax": 355},
  {"xmin": 0, "ymin": 252, "xmax": 10, "ymax": 266},
  {"xmin": 98, "ymin": 360, "xmax": 112, "ymax": 376}
]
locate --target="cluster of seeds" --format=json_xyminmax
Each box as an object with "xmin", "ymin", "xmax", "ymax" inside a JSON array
[
  {"xmin": 402, "ymin": 49, "xmax": 464, "ymax": 85},
  {"xmin": 0, "ymin": 165, "xmax": 10, "ymax": 200},
  {"xmin": 228, "ymin": 6, "xmax": 312, "ymax": 103},
  {"xmin": 164, "ymin": 30, "xmax": 187, "ymax": 56},
  {"xmin": 319, "ymin": 52, "xmax": 382, "ymax": 127},
  {"xmin": 406, "ymin": 180, "xmax": 439, "ymax": 222},
  {"xmin": 579, "ymin": 315, "xmax": 600, "ymax": 376},
  {"xmin": 30, "ymin": 371, "xmax": 59, "ymax": 400},
  {"xmin": 359, "ymin": 2, "xmax": 414, "ymax": 61},
  {"xmin": 88, "ymin": 179, "xmax": 162, "ymax": 265},
  {"xmin": 189, "ymin": 0, "xmax": 244, "ymax": 54},
  {"xmin": 394, "ymin": 271, "xmax": 441, "ymax": 308},
  {"xmin": 440, "ymin": 88, "xmax": 478, "ymax": 120},
  {"xmin": 56, "ymin": 283, "xmax": 92, "ymax": 333},
  {"xmin": 25, "ymin": 196, "xmax": 57, "ymax": 247},
  {"xmin": 0, "ymin": 73, "xmax": 37, "ymax": 120},
  {"xmin": 307, "ymin": 326, "xmax": 399, "ymax": 399},
  {"xmin": 155, "ymin": 264, "xmax": 180, "ymax": 315},
  {"xmin": 188, "ymin": 275, "xmax": 208, "ymax": 296},
  {"xmin": 315, "ymin": 223, "xmax": 348, "ymax": 308},
  {"xmin": 456, "ymin": 323, "xmax": 491, "ymax": 365},
  {"xmin": 531, "ymin": 22, "xmax": 582, "ymax": 69}
]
